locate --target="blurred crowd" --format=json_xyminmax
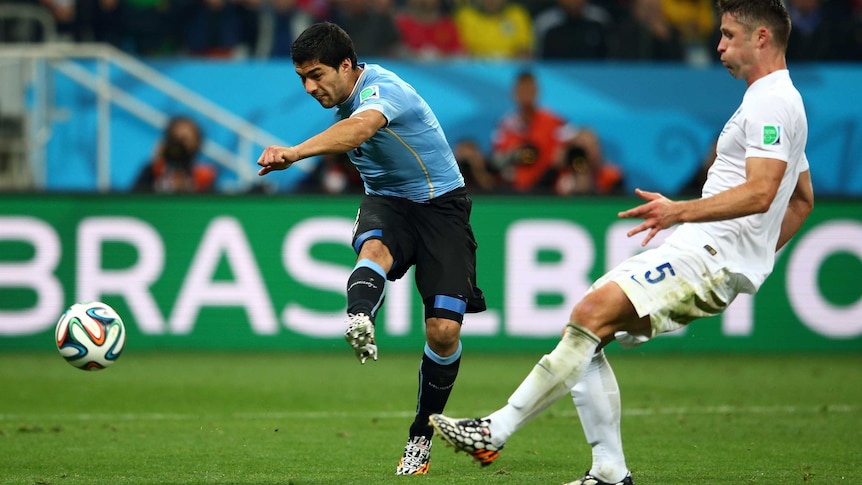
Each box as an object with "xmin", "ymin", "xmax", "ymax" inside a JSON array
[
  {"xmin": 3, "ymin": 0, "xmax": 861, "ymax": 63},
  {"xmin": 2, "ymin": 0, "xmax": 860, "ymax": 196},
  {"xmin": 305, "ymin": 68, "xmax": 638, "ymax": 197}
]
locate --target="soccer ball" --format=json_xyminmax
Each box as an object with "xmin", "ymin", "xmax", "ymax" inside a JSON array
[{"xmin": 55, "ymin": 301, "xmax": 126, "ymax": 371}]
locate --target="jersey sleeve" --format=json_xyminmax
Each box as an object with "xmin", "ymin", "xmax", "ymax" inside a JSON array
[
  {"xmin": 799, "ymin": 152, "xmax": 810, "ymax": 172},
  {"xmin": 743, "ymin": 93, "xmax": 794, "ymax": 163},
  {"xmin": 351, "ymin": 81, "xmax": 408, "ymax": 127}
]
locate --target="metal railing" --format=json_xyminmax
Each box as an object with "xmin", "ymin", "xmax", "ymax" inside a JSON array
[
  {"xmin": 0, "ymin": 41, "xmax": 298, "ymax": 192},
  {"xmin": 0, "ymin": 4, "xmax": 55, "ymax": 190}
]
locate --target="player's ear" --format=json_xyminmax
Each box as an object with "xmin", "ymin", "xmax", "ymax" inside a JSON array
[
  {"xmin": 341, "ymin": 58, "xmax": 354, "ymax": 73},
  {"xmin": 756, "ymin": 26, "xmax": 770, "ymax": 48}
]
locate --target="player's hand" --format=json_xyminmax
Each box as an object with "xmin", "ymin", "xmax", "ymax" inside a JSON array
[
  {"xmin": 257, "ymin": 145, "xmax": 299, "ymax": 176},
  {"xmin": 618, "ymin": 188, "xmax": 679, "ymax": 247}
]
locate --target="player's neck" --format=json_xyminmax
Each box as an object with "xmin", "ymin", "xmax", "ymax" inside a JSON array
[
  {"xmin": 349, "ymin": 66, "xmax": 365, "ymax": 92},
  {"xmin": 746, "ymin": 55, "xmax": 787, "ymax": 87}
]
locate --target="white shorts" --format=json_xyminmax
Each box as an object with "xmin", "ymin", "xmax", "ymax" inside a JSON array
[{"xmin": 590, "ymin": 240, "xmax": 750, "ymax": 348}]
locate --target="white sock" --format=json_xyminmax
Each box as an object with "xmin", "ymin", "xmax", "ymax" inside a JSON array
[
  {"xmin": 487, "ymin": 323, "xmax": 600, "ymax": 448},
  {"xmin": 571, "ymin": 350, "xmax": 628, "ymax": 483}
]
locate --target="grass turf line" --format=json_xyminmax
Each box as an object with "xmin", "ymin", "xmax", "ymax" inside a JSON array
[{"xmin": 0, "ymin": 352, "xmax": 859, "ymax": 484}]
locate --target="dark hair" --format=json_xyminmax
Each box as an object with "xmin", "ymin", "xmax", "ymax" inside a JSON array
[
  {"xmin": 291, "ymin": 22, "xmax": 359, "ymax": 71},
  {"xmin": 515, "ymin": 70, "xmax": 535, "ymax": 84},
  {"xmin": 162, "ymin": 115, "xmax": 202, "ymax": 169},
  {"xmin": 717, "ymin": 0, "xmax": 791, "ymax": 48},
  {"xmin": 164, "ymin": 115, "xmax": 202, "ymax": 142}
]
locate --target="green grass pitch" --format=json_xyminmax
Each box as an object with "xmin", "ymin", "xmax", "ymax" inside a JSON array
[{"xmin": 1, "ymin": 351, "xmax": 860, "ymax": 484}]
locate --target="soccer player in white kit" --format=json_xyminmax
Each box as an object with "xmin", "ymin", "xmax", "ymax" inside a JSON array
[{"xmin": 429, "ymin": 1, "xmax": 815, "ymax": 484}]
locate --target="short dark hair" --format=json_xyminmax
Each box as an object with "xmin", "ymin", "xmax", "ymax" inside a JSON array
[
  {"xmin": 291, "ymin": 22, "xmax": 359, "ymax": 71},
  {"xmin": 515, "ymin": 70, "xmax": 535, "ymax": 84},
  {"xmin": 165, "ymin": 116, "xmax": 202, "ymax": 144},
  {"xmin": 717, "ymin": 0, "xmax": 791, "ymax": 48}
]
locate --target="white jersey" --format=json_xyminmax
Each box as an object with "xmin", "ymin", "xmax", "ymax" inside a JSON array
[{"xmin": 667, "ymin": 70, "xmax": 809, "ymax": 292}]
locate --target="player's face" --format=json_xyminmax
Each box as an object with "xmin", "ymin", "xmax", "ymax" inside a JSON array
[
  {"xmin": 295, "ymin": 59, "xmax": 354, "ymax": 108},
  {"xmin": 716, "ymin": 13, "xmax": 755, "ymax": 81}
]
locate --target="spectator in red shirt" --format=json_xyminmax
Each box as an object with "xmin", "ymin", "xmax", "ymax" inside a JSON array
[
  {"xmin": 490, "ymin": 71, "xmax": 591, "ymax": 192},
  {"xmin": 491, "ymin": 70, "xmax": 620, "ymax": 194},
  {"xmin": 490, "ymin": 70, "xmax": 570, "ymax": 192},
  {"xmin": 395, "ymin": 0, "xmax": 465, "ymax": 59},
  {"xmin": 552, "ymin": 141, "xmax": 625, "ymax": 196},
  {"xmin": 132, "ymin": 116, "xmax": 217, "ymax": 193}
]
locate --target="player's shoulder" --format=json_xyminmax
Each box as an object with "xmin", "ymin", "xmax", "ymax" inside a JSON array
[
  {"xmin": 744, "ymin": 81, "xmax": 804, "ymax": 118},
  {"xmin": 362, "ymin": 64, "xmax": 402, "ymax": 85},
  {"xmin": 748, "ymin": 71, "xmax": 803, "ymax": 103},
  {"xmin": 361, "ymin": 64, "xmax": 412, "ymax": 97}
]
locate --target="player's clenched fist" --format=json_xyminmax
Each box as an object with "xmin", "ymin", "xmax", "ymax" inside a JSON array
[{"xmin": 257, "ymin": 145, "xmax": 299, "ymax": 176}]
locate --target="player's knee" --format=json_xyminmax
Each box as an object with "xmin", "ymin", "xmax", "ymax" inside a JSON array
[
  {"xmin": 423, "ymin": 295, "xmax": 466, "ymax": 354},
  {"xmin": 425, "ymin": 319, "xmax": 461, "ymax": 355},
  {"xmin": 356, "ymin": 238, "xmax": 393, "ymax": 270},
  {"xmin": 358, "ymin": 237, "xmax": 387, "ymax": 257},
  {"xmin": 570, "ymin": 297, "xmax": 606, "ymax": 334}
]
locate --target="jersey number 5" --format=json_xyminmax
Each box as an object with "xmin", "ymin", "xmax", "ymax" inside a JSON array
[{"xmin": 644, "ymin": 262, "xmax": 676, "ymax": 284}]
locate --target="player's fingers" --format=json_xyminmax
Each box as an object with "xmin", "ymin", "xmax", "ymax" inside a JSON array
[
  {"xmin": 618, "ymin": 206, "xmax": 642, "ymax": 219},
  {"xmin": 256, "ymin": 148, "xmax": 271, "ymax": 167},
  {"xmin": 641, "ymin": 227, "xmax": 660, "ymax": 247},
  {"xmin": 619, "ymin": 201, "xmax": 656, "ymax": 219},
  {"xmin": 626, "ymin": 221, "xmax": 651, "ymax": 237},
  {"xmin": 635, "ymin": 188, "xmax": 660, "ymax": 201},
  {"xmin": 258, "ymin": 165, "xmax": 272, "ymax": 176}
]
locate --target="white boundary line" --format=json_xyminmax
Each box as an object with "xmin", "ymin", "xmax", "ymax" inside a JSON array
[{"xmin": 0, "ymin": 405, "xmax": 855, "ymax": 423}]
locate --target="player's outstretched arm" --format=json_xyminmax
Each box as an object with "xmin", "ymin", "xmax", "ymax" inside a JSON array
[
  {"xmin": 257, "ymin": 110, "xmax": 388, "ymax": 177},
  {"xmin": 621, "ymin": 157, "xmax": 788, "ymax": 246}
]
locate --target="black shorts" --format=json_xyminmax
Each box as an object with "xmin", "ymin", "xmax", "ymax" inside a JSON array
[{"xmin": 352, "ymin": 187, "xmax": 486, "ymax": 314}]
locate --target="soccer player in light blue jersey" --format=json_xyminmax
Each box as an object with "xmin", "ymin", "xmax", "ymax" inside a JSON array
[{"xmin": 257, "ymin": 22, "xmax": 486, "ymax": 476}]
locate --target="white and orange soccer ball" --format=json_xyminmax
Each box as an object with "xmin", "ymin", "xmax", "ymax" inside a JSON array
[{"xmin": 55, "ymin": 302, "xmax": 126, "ymax": 371}]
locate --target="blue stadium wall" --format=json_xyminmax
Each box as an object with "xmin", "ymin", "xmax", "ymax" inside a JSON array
[{"xmin": 45, "ymin": 60, "xmax": 862, "ymax": 196}]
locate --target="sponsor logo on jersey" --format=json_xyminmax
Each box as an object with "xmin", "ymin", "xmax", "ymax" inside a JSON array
[
  {"xmin": 360, "ymin": 85, "xmax": 379, "ymax": 104},
  {"xmin": 763, "ymin": 125, "xmax": 781, "ymax": 145}
]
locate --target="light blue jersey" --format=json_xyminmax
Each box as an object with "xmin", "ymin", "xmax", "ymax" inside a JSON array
[{"xmin": 335, "ymin": 63, "xmax": 464, "ymax": 202}]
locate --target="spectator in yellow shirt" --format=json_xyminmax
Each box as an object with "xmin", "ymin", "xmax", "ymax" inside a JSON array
[
  {"xmin": 454, "ymin": 0, "xmax": 534, "ymax": 58},
  {"xmin": 661, "ymin": 0, "xmax": 716, "ymax": 63},
  {"xmin": 662, "ymin": 0, "xmax": 715, "ymax": 42}
]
